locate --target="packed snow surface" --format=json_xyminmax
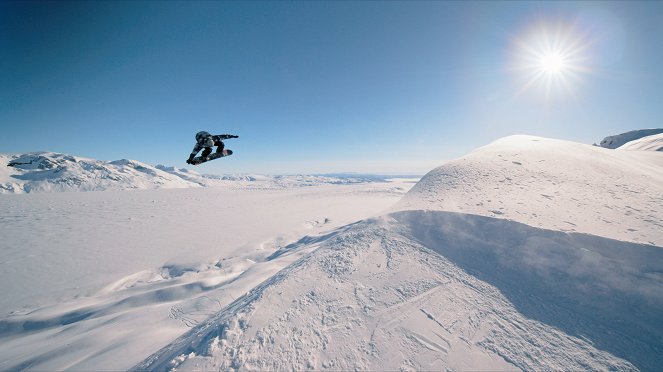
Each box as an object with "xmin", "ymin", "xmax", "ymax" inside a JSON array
[{"xmin": 134, "ymin": 135, "xmax": 663, "ymax": 371}]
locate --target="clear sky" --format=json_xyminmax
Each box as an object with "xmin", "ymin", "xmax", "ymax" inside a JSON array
[{"xmin": 2, "ymin": 1, "xmax": 662, "ymax": 174}]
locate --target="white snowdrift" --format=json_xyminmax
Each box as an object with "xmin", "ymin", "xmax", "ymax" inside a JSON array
[
  {"xmin": 618, "ymin": 132, "xmax": 663, "ymax": 152},
  {"xmin": 135, "ymin": 135, "xmax": 663, "ymax": 371}
]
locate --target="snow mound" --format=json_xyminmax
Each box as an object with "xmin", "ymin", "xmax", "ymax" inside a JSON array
[
  {"xmin": 397, "ymin": 135, "xmax": 663, "ymax": 246},
  {"xmin": 134, "ymin": 135, "xmax": 663, "ymax": 371},
  {"xmin": 598, "ymin": 128, "xmax": 663, "ymax": 149},
  {"xmin": 1, "ymin": 152, "xmax": 197, "ymax": 193},
  {"xmin": 618, "ymin": 132, "xmax": 663, "ymax": 152}
]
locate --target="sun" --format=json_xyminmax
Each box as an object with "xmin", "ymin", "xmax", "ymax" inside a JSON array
[
  {"xmin": 511, "ymin": 21, "xmax": 591, "ymax": 101},
  {"xmin": 539, "ymin": 52, "xmax": 567, "ymax": 75}
]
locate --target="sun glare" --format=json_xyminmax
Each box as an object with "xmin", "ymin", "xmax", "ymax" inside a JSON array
[
  {"xmin": 512, "ymin": 22, "xmax": 591, "ymax": 101},
  {"xmin": 540, "ymin": 52, "xmax": 566, "ymax": 74}
]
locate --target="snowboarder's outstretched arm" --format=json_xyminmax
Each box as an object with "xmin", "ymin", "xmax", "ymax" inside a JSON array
[{"xmin": 214, "ymin": 134, "xmax": 239, "ymax": 140}]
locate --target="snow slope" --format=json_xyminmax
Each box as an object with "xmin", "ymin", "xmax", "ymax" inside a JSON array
[
  {"xmin": 618, "ymin": 132, "xmax": 663, "ymax": 152},
  {"xmin": 598, "ymin": 128, "xmax": 663, "ymax": 149},
  {"xmin": 135, "ymin": 135, "xmax": 663, "ymax": 371}
]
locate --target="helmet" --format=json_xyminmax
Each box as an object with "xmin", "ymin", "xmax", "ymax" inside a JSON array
[{"xmin": 196, "ymin": 131, "xmax": 211, "ymax": 143}]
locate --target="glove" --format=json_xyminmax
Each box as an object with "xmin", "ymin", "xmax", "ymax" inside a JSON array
[
  {"xmin": 186, "ymin": 159, "xmax": 193, "ymax": 164},
  {"xmin": 232, "ymin": 135, "xmax": 239, "ymax": 138}
]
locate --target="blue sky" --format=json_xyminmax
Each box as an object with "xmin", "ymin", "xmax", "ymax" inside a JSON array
[{"xmin": 2, "ymin": 1, "xmax": 662, "ymax": 174}]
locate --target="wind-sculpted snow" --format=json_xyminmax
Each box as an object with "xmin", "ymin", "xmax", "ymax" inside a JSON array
[{"xmin": 135, "ymin": 213, "xmax": 662, "ymax": 371}]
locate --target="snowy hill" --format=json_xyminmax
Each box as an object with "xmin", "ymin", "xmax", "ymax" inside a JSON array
[
  {"xmin": 397, "ymin": 135, "xmax": 663, "ymax": 245},
  {"xmin": 598, "ymin": 128, "xmax": 663, "ymax": 149},
  {"xmin": 134, "ymin": 135, "xmax": 663, "ymax": 371},
  {"xmin": 618, "ymin": 132, "xmax": 663, "ymax": 152},
  {"xmin": 0, "ymin": 152, "xmax": 198, "ymax": 193}
]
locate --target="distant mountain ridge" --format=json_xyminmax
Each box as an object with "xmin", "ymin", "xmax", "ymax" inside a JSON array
[
  {"xmin": 1, "ymin": 152, "xmax": 195, "ymax": 194},
  {"xmin": 0, "ymin": 152, "xmax": 389, "ymax": 194},
  {"xmin": 598, "ymin": 128, "xmax": 663, "ymax": 149}
]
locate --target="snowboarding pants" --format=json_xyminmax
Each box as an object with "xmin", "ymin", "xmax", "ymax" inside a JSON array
[{"xmin": 201, "ymin": 141, "xmax": 225, "ymax": 158}]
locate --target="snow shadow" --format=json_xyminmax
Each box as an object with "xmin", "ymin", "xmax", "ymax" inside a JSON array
[{"xmin": 392, "ymin": 210, "xmax": 663, "ymax": 371}]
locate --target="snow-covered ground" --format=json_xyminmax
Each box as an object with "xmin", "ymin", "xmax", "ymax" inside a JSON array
[
  {"xmin": 0, "ymin": 178, "xmax": 413, "ymax": 370},
  {"xmin": 2, "ymin": 133, "xmax": 662, "ymax": 371}
]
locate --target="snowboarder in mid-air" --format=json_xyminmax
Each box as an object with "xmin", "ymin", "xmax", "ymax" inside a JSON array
[{"xmin": 186, "ymin": 131, "xmax": 239, "ymax": 165}]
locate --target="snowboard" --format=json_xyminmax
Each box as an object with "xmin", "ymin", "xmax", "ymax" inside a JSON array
[{"xmin": 190, "ymin": 149, "xmax": 233, "ymax": 165}]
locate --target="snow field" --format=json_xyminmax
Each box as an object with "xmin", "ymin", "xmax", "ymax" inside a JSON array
[{"xmin": 0, "ymin": 180, "xmax": 413, "ymax": 370}]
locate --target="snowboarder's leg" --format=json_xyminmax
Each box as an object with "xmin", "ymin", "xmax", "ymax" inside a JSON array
[
  {"xmin": 201, "ymin": 147, "xmax": 212, "ymax": 158},
  {"xmin": 214, "ymin": 141, "xmax": 225, "ymax": 154}
]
